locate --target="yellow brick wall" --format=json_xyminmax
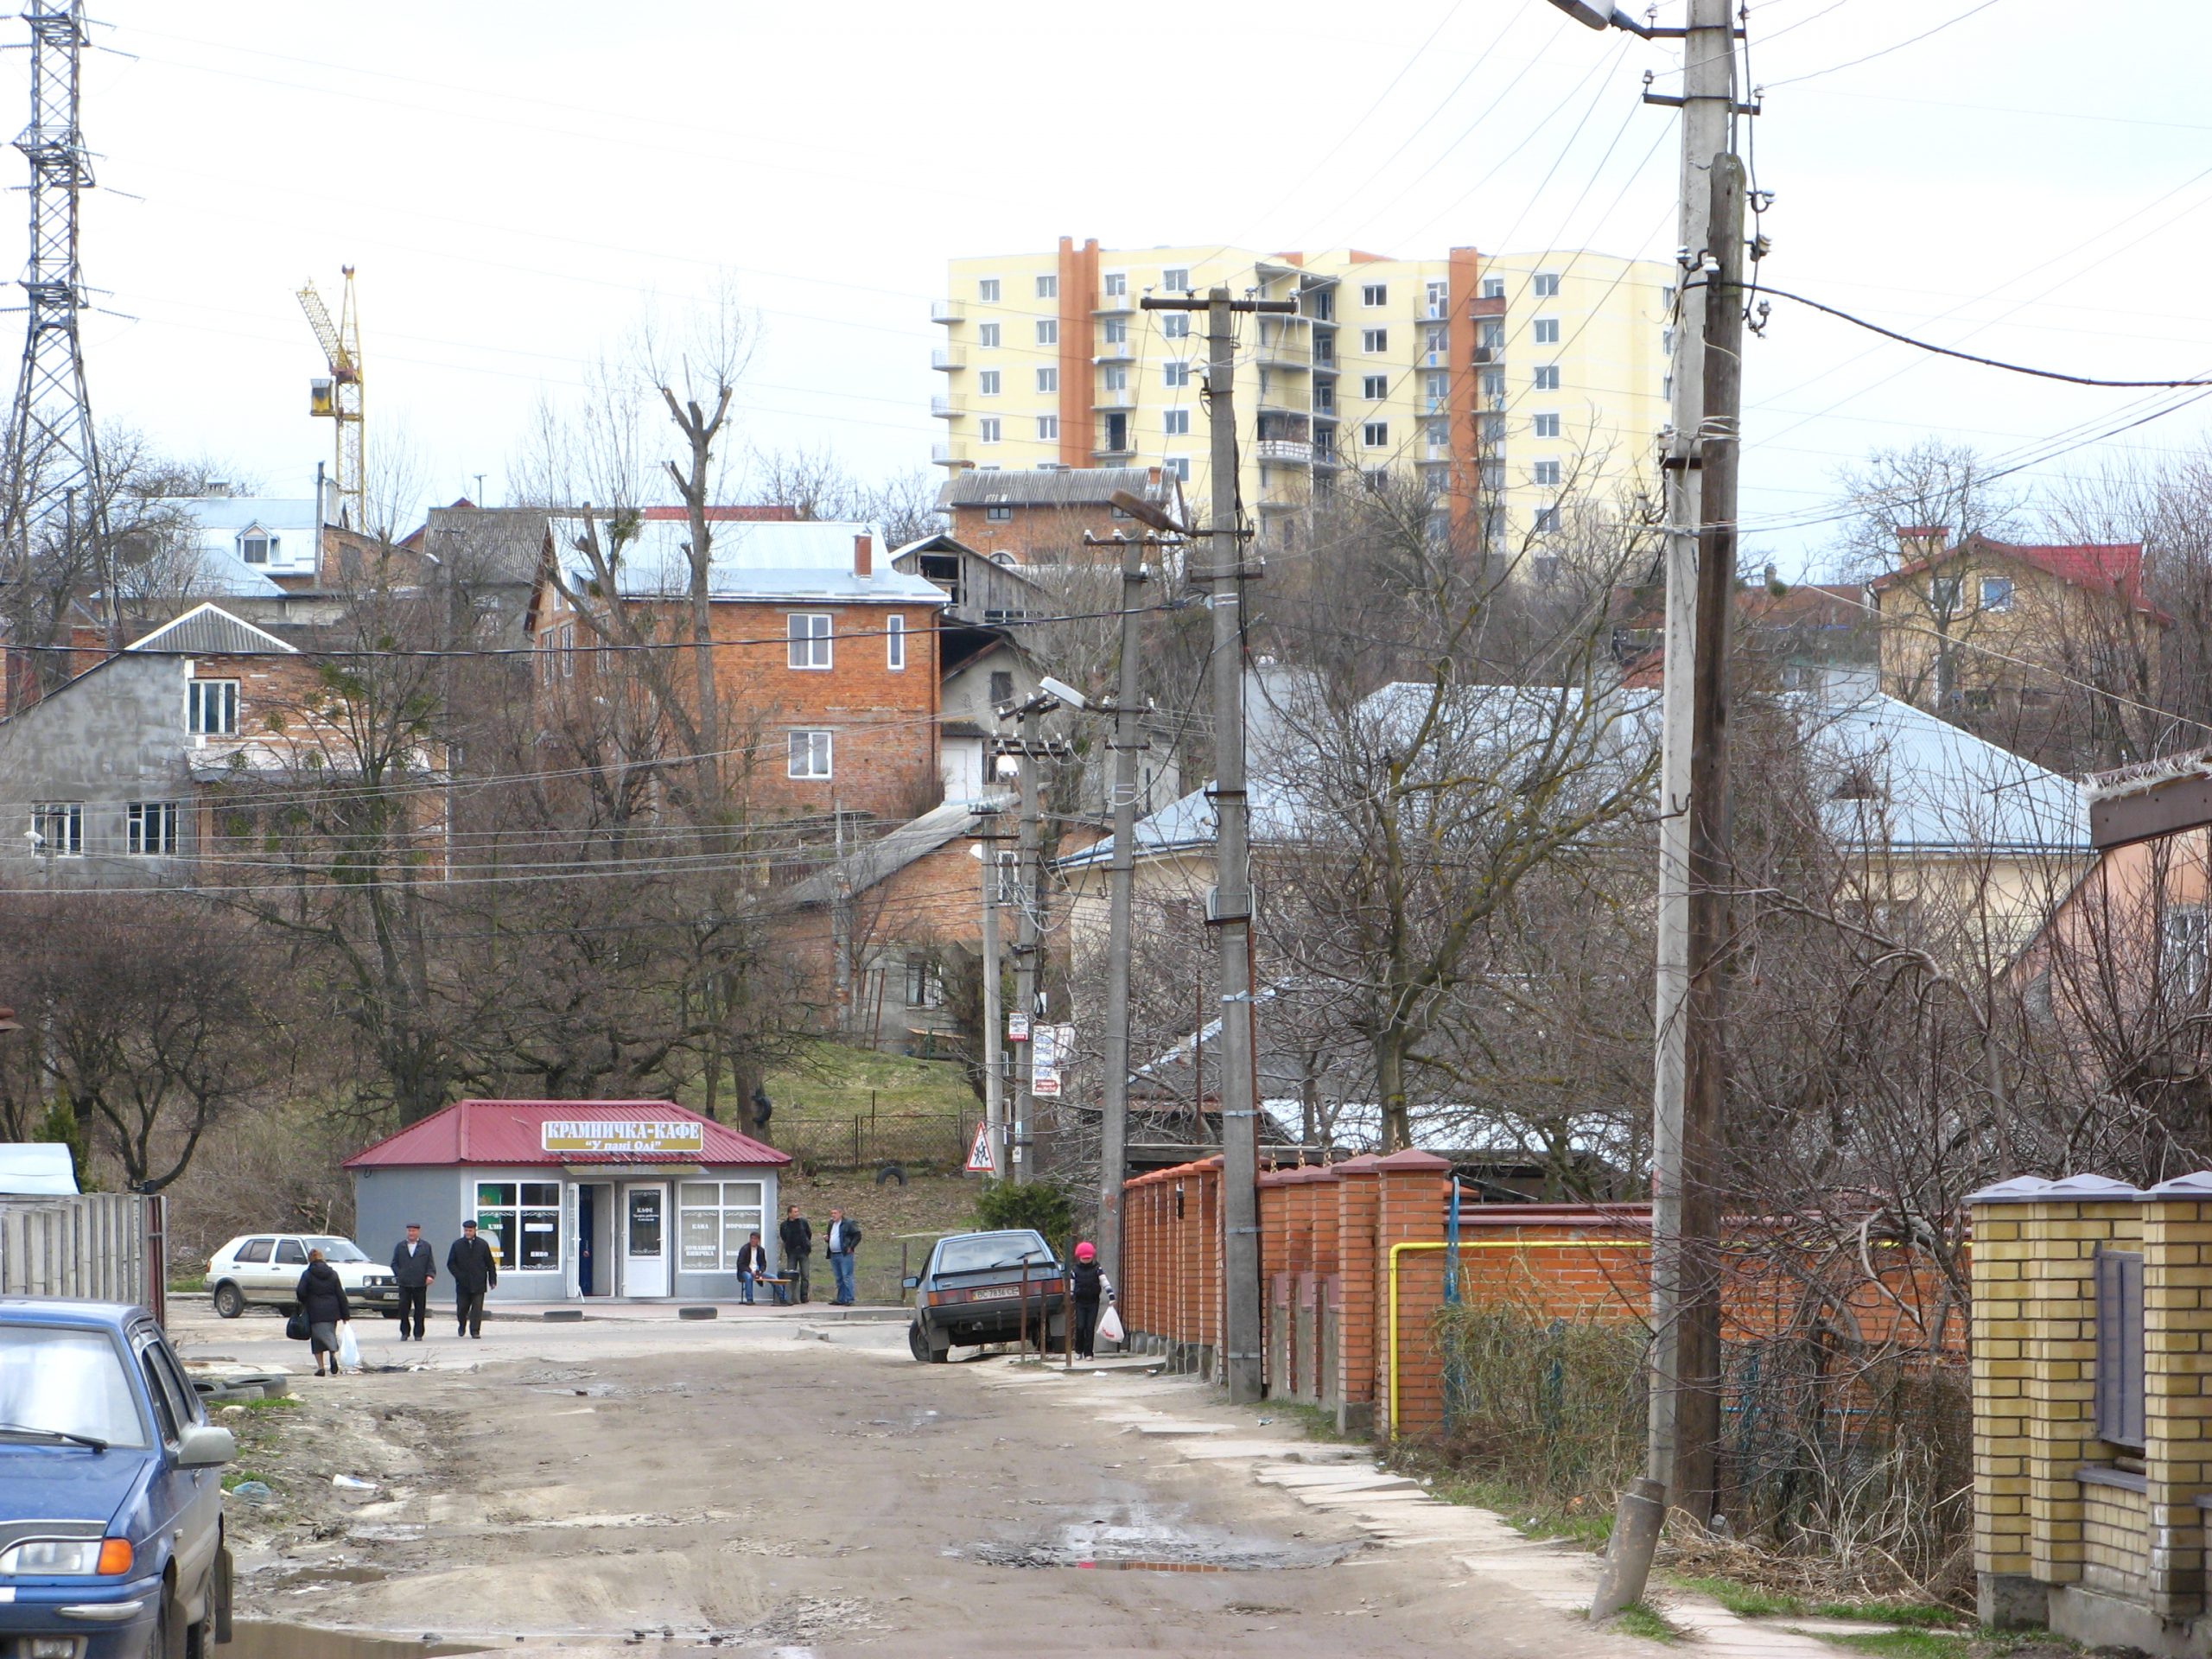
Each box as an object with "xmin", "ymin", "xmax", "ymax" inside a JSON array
[
  {"xmin": 2027, "ymin": 1200, "xmax": 2143, "ymax": 1584},
  {"xmin": 1972, "ymin": 1205, "xmax": 2035, "ymax": 1579},
  {"xmin": 2145, "ymin": 1198, "xmax": 2212, "ymax": 1616},
  {"xmin": 2083, "ymin": 1484, "xmax": 2152, "ymax": 1596}
]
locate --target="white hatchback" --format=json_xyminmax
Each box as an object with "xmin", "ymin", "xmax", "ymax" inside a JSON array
[{"xmin": 206, "ymin": 1233, "xmax": 400, "ymax": 1320}]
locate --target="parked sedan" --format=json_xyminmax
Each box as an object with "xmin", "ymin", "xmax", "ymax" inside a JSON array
[
  {"xmin": 206, "ymin": 1234, "xmax": 399, "ymax": 1319},
  {"xmin": 0, "ymin": 1299, "xmax": 235, "ymax": 1656},
  {"xmin": 904, "ymin": 1229, "xmax": 1066, "ymax": 1362}
]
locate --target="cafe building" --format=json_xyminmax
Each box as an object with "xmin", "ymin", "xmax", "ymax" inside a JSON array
[{"xmin": 344, "ymin": 1099, "xmax": 789, "ymax": 1302}]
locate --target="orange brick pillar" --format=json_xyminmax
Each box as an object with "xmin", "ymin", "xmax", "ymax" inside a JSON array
[
  {"xmin": 1373, "ymin": 1149, "xmax": 1452, "ymax": 1441},
  {"xmin": 1332, "ymin": 1156, "xmax": 1382, "ymax": 1437}
]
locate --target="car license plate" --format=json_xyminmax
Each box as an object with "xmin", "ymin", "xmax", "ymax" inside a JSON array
[{"xmin": 971, "ymin": 1286, "xmax": 1018, "ymax": 1300}]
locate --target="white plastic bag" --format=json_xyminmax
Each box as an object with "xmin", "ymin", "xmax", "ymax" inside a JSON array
[
  {"xmin": 336, "ymin": 1321, "xmax": 361, "ymax": 1370},
  {"xmin": 1097, "ymin": 1304, "xmax": 1124, "ymax": 1345}
]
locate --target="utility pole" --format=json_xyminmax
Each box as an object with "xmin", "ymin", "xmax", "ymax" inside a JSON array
[
  {"xmin": 1141, "ymin": 285, "xmax": 1295, "ymax": 1405},
  {"xmin": 1010, "ymin": 702, "xmax": 1045, "ymax": 1185},
  {"xmin": 1087, "ymin": 530, "xmax": 1154, "ymax": 1311},
  {"xmin": 1552, "ymin": 0, "xmax": 1751, "ymax": 1618},
  {"xmin": 977, "ymin": 805, "xmax": 1008, "ymax": 1181}
]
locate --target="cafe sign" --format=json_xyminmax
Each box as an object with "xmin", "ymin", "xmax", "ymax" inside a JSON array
[{"xmin": 539, "ymin": 1118, "xmax": 704, "ymax": 1156}]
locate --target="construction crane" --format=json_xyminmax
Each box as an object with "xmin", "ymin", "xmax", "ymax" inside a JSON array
[{"xmin": 298, "ymin": 267, "xmax": 364, "ymax": 529}]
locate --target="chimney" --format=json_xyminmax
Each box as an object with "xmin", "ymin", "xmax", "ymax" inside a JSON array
[{"xmin": 853, "ymin": 531, "xmax": 873, "ymax": 579}]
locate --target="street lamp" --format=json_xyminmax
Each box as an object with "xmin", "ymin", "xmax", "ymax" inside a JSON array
[{"xmin": 1541, "ymin": 0, "xmax": 1683, "ymax": 36}]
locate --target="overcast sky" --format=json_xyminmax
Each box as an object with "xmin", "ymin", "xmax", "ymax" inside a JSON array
[{"xmin": 63, "ymin": 0, "xmax": 2212, "ymax": 575}]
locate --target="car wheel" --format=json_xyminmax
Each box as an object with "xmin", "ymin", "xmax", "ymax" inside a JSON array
[
  {"xmin": 907, "ymin": 1323, "xmax": 931, "ymax": 1363},
  {"xmin": 151, "ymin": 1583, "xmax": 185, "ymax": 1659},
  {"xmin": 211, "ymin": 1282, "xmax": 245, "ymax": 1319}
]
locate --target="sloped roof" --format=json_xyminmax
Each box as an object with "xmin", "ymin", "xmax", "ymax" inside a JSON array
[
  {"xmin": 785, "ymin": 797, "xmax": 1004, "ymax": 906},
  {"xmin": 1870, "ymin": 531, "xmax": 2155, "ymax": 609},
  {"xmin": 940, "ymin": 467, "xmax": 1174, "ymax": 510},
  {"xmin": 343, "ymin": 1098, "xmax": 787, "ymax": 1169},
  {"xmin": 545, "ymin": 515, "xmax": 947, "ymax": 603},
  {"xmin": 126, "ymin": 602, "xmax": 299, "ymax": 656}
]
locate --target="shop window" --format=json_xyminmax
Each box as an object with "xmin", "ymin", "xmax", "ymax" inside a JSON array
[
  {"xmin": 677, "ymin": 1180, "xmax": 766, "ymax": 1272},
  {"xmin": 474, "ymin": 1180, "xmax": 563, "ymax": 1269}
]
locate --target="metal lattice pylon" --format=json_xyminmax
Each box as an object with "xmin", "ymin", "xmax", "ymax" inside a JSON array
[
  {"xmin": 4, "ymin": 1, "xmax": 111, "ymax": 650},
  {"xmin": 299, "ymin": 268, "xmax": 363, "ymax": 530}
]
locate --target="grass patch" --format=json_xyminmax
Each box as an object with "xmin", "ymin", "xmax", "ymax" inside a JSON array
[
  {"xmin": 168, "ymin": 1274, "xmax": 207, "ymax": 1294},
  {"xmin": 1672, "ymin": 1575, "xmax": 1804, "ymax": 1618},
  {"xmin": 238, "ymin": 1395, "xmax": 301, "ymax": 1412},
  {"xmin": 1816, "ymin": 1634, "xmax": 1974, "ymax": 1659},
  {"xmin": 1810, "ymin": 1603, "xmax": 1967, "ymax": 1630},
  {"xmin": 762, "ymin": 1040, "xmax": 977, "ymax": 1120},
  {"xmin": 219, "ymin": 1470, "xmax": 269, "ymax": 1492},
  {"xmin": 1274, "ymin": 1401, "xmax": 1353, "ymax": 1444},
  {"xmin": 1611, "ymin": 1603, "xmax": 1682, "ymax": 1643}
]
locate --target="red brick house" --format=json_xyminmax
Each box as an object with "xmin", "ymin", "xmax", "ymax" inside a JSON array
[{"xmin": 526, "ymin": 512, "xmax": 950, "ymax": 822}]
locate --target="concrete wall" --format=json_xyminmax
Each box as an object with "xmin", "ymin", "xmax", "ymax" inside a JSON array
[{"xmin": 0, "ymin": 654, "xmax": 197, "ymax": 885}]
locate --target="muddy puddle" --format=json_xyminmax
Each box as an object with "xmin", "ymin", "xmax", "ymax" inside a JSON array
[
  {"xmin": 961, "ymin": 1511, "xmax": 1356, "ymax": 1573},
  {"xmin": 228, "ymin": 1625, "xmax": 484, "ymax": 1658}
]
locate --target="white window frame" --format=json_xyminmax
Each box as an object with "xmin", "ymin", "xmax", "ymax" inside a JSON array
[
  {"xmin": 1533, "ymin": 412, "xmax": 1561, "ymax": 439},
  {"xmin": 1532, "ymin": 272, "xmax": 1560, "ymax": 297},
  {"xmin": 1361, "ymin": 283, "xmax": 1389, "ymax": 307},
  {"xmin": 787, "ymin": 730, "xmax": 833, "ymax": 780},
  {"xmin": 978, "ymin": 322, "xmax": 1001, "ymax": 349},
  {"xmin": 1480, "ymin": 276, "xmax": 1505, "ymax": 300},
  {"xmin": 1534, "ymin": 505, "xmax": 1560, "ymax": 533},
  {"xmin": 978, "ymin": 369, "xmax": 1001, "ymax": 396},
  {"xmin": 1532, "ymin": 317, "xmax": 1560, "ymax": 345},
  {"xmin": 1102, "ymin": 318, "xmax": 1128, "ymax": 344},
  {"xmin": 1162, "ymin": 266, "xmax": 1190, "ymax": 291},
  {"xmin": 1036, "ymin": 416, "xmax": 1058, "ymax": 441},
  {"xmin": 1103, "ymin": 271, "xmax": 1128, "ymax": 297},
  {"xmin": 677, "ymin": 1180, "xmax": 767, "ymax": 1274},
  {"xmin": 1035, "ymin": 273, "xmax": 1058, "ymax": 299},
  {"xmin": 787, "ymin": 612, "xmax": 833, "ymax": 671},
  {"xmin": 1361, "ymin": 421, "xmax": 1389, "ymax": 448},
  {"xmin": 1167, "ymin": 457, "xmax": 1191, "ymax": 481},
  {"xmin": 1100, "ymin": 365, "xmax": 1128, "ymax": 391},
  {"xmin": 887, "ymin": 614, "xmax": 906, "ymax": 671},
  {"xmin": 1361, "ymin": 327, "xmax": 1388, "ymax": 353},
  {"xmin": 31, "ymin": 802, "xmax": 80, "ymax": 857},
  {"xmin": 1163, "ymin": 361, "xmax": 1190, "ymax": 388},
  {"xmin": 238, "ymin": 529, "xmax": 277, "ymax": 565},
  {"xmin": 1361, "ymin": 374, "xmax": 1389, "ymax": 400},
  {"xmin": 127, "ymin": 801, "xmax": 179, "ymax": 857},
  {"xmin": 1036, "ymin": 366, "xmax": 1058, "ymax": 393},
  {"xmin": 979, "ymin": 416, "xmax": 1002, "ymax": 444},
  {"xmin": 1533, "ymin": 460, "xmax": 1561, "ymax": 487},
  {"xmin": 1035, "ymin": 320, "xmax": 1058, "ymax": 346},
  {"xmin": 984, "ymin": 505, "xmax": 1012, "ymax": 523},
  {"xmin": 188, "ymin": 678, "xmax": 238, "ymax": 737},
  {"xmin": 1534, "ymin": 365, "xmax": 1560, "ymax": 391},
  {"xmin": 1979, "ymin": 575, "xmax": 2015, "ymax": 613},
  {"xmin": 977, "ymin": 277, "xmax": 1001, "ymax": 303},
  {"xmin": 1161, "ymin": 314, "xmax": 1189, "ymax": 340},
  {"xmin": 1163, "ymin": 410, "xmax": 1190, "ymax": 435}
]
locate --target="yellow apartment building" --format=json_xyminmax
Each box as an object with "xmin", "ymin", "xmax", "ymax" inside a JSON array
[{"xmin": 931, "ymin": 238, "xmax": 1672, "ymax": 549}]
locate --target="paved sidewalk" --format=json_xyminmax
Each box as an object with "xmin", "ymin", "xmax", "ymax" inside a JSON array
[{"xmin": 976, "ymin": 1356, "xmax": 1876, "ymax": 1659}]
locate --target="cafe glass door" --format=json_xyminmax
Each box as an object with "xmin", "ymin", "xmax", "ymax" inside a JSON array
[{"xmin": 622, "ymin": 1184, "xmax": 669, "ymax": 1297}]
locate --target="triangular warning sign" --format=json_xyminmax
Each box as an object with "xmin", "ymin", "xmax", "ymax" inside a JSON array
[{"xmin": 965, "ymin": 1122, "xmax": 995, "ymax": 1174}]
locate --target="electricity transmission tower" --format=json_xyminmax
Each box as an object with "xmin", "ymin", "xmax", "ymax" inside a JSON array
[{"xmin": 4, "ymin": 1, "xmax": 114, "ymax": 652}]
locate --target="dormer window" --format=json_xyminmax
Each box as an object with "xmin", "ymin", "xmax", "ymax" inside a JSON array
[{"xmin": 238, "ymin": 527, "xmax": 278, "ymax": 565}]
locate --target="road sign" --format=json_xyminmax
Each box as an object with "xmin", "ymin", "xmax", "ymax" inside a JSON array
[
  {"xmin": 1033, "ymin": 1023, "xmax": 1058, "ymax": 1069},
  {"xmin": 965, "ymin": 1122, "xmax": 995, "ymax": 1174},
  {"xmin": 1008, "ymin": 1012, "xmax": 1031, "ymax": 1042},
  {"xmin": 1033, "ymin": 1066, "xmax": 1061, "ymax": 1098}
]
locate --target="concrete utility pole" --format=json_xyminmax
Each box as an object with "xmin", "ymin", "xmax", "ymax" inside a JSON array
[
  {"xmin": 977, "ymin": 805, "xmax": 1008, "ymax": 1182},
  {"xmin": 1011, "ymin": 702, "xmax": 1045, "ymax": 1185},
  {"xmin": 1556, "ymin": 0, "xmax": 1751, "ymax": 1618},
  {"xmin": 1094, "ymin": 535, "xmax": 1150, "ymax": 1299},
  {"xmin": 1141, "ymin": 284, "xmax": 1295, "ymax": 1405}
]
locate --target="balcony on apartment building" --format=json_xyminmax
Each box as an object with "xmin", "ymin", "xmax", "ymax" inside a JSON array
[
  {"xmin": 931, "ymin": 346, "xmax": 965, "ymax": 372},
  {"xmin": 1257, "ymin": 385, "xmax": 1312, "ymax": 416},
  {"xmin": 931, "ymin": 442, "xmax": 956, "ymax": 465},
  {"xmin": 1467, "ymin": 294, "xmax": 1508, "ymax": 319},
  {"xmin": 930, "ymin": 299, "xmax": 963, "ymax": 324},
  {"xmin": 1093, "ymin": 340, "xmax": 1136, "ymax": 363},
  {"xmin": 1093, "ymin": 291, "xmax": 1136, "ymax": 315},
  {"xmin": 1091, "ymin": 387, "xmax": 1137, "ymax": 410},
  {"xmin": 931, "ymin": 395, "xmax": 958, "ymax": 418},
  {"xmin": 1254, "ymin": 439, "xmax": 1313, "ymax": 467}
]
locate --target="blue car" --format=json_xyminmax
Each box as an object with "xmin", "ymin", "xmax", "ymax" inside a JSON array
[{"xmin": 0, "ymin": 1300, "xmax": 234, "ymax": 1657}]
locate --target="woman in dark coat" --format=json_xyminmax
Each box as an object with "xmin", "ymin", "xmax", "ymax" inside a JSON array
[
  {"xmin": 1069, "ymin": 1241, "xmax": 1105, "ymax": 1361},
  {"xmin": 296, "ymin": 1249, "xmax": 353, "ymax": 1376}
]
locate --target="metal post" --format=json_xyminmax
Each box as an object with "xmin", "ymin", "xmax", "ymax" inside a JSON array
[
  {"xmin": 1012, "ymin": 704, "xmax": 1043, "ymax": 1185},
  {"xmin": 979, "ymin": 808, "xmax": 1007, "ymax": 1181},
  {"xmin": 1096, "ymin": 535, "xmax": 1148, "ymax": 1303}
]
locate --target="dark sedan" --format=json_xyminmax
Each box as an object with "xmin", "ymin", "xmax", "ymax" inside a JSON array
[{"xmin": 905, "ymin": 1230, "xmax": 1066, "ymax": 1362}]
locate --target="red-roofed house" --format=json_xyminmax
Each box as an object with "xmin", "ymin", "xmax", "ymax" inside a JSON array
[
  {"xmin": 1867, "ymin": 527, "xmax": 2167, "ymax": 716},
  {"xmin": 345, "ymin": 1099, "xmax": 789, "ymax": 1302}
]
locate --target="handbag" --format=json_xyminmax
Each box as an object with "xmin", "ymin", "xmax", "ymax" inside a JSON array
[{"xmin": 284, "ymin": 1311, "xmax": 309, "ymax": 1341}]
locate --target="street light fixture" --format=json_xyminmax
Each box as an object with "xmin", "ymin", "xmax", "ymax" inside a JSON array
[{"xmin": 1541, "ymin": 0, "xmax": 1682, "ymax": 37}]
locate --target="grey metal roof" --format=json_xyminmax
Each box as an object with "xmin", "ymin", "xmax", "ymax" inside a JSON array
[
  {"xmin": 547, "ymin": 516, "xmax": 947, "ymax": 604},
  {"xmin": 785, "ymin": 797, "xmax": 1003, "ymax": 906},
  {"xmin": 423, "ymin": 506, "xmax": 554, "ymax": 587},
  {"xmin": 939, "ymin": 467, "xmax": 1171, "ymax": 511},
  {"xmin": 126, "ymin": 603, "xmax": 299, "ymax": 657}
]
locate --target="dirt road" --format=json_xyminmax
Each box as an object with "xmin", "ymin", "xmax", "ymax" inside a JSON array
[{"xmin": 174, "ymin": 1306, "xmax": 1656, "ymax": 1657}]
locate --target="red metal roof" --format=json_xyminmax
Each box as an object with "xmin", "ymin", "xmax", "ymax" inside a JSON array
[
  {"xmin": 1869, "ymin": 532, "xmax": 2155, "ymax": 608},
  {"xmin": 341, "ymin": 1099, "xmax": 789, "ymax": 1169}
]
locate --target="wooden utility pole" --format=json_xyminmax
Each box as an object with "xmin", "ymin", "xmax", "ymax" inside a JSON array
[
  {"xmin": 1141, "ymin": 284, "xmax": 1295, "ymax": 1405},
  {"xmin": 1675, "ymin": 149, "xmax": 1747, "ymax": 1526}
]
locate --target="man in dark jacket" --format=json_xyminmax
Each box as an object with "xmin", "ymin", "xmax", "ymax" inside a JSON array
[
  {"xmin": 447, "ymin": 1218, "xmax": 498, "ymax": 1338},
  {"xmin": 391, "ymin": 1223, "xmax": 435, "ymax": 1341},
  {"xmin": 824, "ymin": 1208, "xmax": 862, "ymax": 1306},
  {"xmin": 779, "ymin": 1205, "xmax": 813, "ymax": 1304}
]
